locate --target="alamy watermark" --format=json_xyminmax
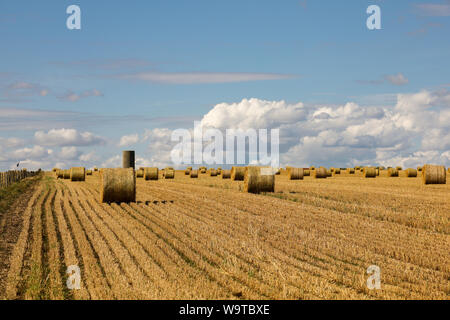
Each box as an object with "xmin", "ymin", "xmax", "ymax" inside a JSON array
[
  {"xmin": 66, "ymin": 265, "xmax": 81, "ymax": 290},
  {"xmin": 170, "ymin": 122, "xmax": 280, "ymax": 168},
  {"xmin": 366, "ymin": 265, "xmax": 381, "ymax": 290}
]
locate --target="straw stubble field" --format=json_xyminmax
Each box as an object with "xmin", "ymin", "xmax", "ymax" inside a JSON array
[{"xmin": 1, "ymin": 169, "xmax": 449, "ymax": 300}]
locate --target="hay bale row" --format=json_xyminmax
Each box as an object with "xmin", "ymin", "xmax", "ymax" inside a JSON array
[
  {"xmin": 422, "ymin": 164, "xmax": 446, "ymax": 184},
  {"xmin": 144, "ymin": 167, "xmax": 158, "ymax": 180},
  {"xmin": 164, "ymin": 168, "xmax": 175, "ymax": 179},
  {"xmin": 190, "ymin": 169, "xmax": 198, "ymax": 178},
  {"xmin": 244, "ymin": 166, "xmax": 275, "ymax": 194},
  {"xmin": 405, "ymin": 168, "xmax": 417, "ymax": 177},
  {"xmin": 70, "ymin": 167, "xmax": 85, "ymax": 181},
  {"xmin": 231, "ymin": 166, "xmax": 246, "ymax": 181},
  {"xmin": 387, "ymin": 168, "xmax": 399, "ymax": 177},
  {"xmin": 136, "ymin": 169, "xmax": 144, "ymax": 178},
  {"xmin": 313, "ymin": 167, "xmax": 327, "ymax": 179},
  {"xmin": 363, "ymin": 167, "xmax": 377, "ymax": 178},
  {"xmin": 332, "ymin": 168, "xmax": 341, "ymax": 175},
  {"xmin": 100, "ymin": 168, "xmax": 135, "ymax": 203},
  {"xmin": 288, "ymin": 168, "xmax": 304, "ymax": 180},
  {"xmin": 222, "ymin": 170, "xmax": 231, "ymax": 179}
]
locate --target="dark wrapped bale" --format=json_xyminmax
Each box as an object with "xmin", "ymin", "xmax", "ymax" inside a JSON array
[
  {"xmin": 122, "ymin": 150, "xmax": 135, "ymax": 169},
  {"xmin": 313, "ymin": 167, "xmax": 327, "ymax": 179},
  {"xmin": 222, "ymin": 170, "xmax": 231, "ymax": 179},
  {"xmin": 231, "ymin": 166, "xmax": 246, "ymax": 181},
  {"xmin": 363, "ymin": 167, "xmax": 377, "ymax": 178},
  {"xmin": 70, "ymin": 167, "xmax": 85, "ymax": 181},
  {"xmin": 422, "ymin": 164, "xmax": 446, "ymax": 185},
  {"xmin": 405, "ymin": 168, "xmax": 417, "ymax": 177},
  {"xmin": 244, "ymin": 166, "xmax": 275, "ymax": 194},
  {"xmin": 100, "ymin": 168, "xmax": 136, "ymax": 203},
  {"xmin": 288, "ymin": 168, "xmax": 304, "ymax": 180},
  {"xmin": 387, "ymin": 168, "xmax": 399, "ymax": 177},
  {"xmin": 190, "ymin": 169, "xmax": 198, "ymax": 178},
  {"xmin": 144, "ymin": 167, "xmax": 159, "ymax": 180}
]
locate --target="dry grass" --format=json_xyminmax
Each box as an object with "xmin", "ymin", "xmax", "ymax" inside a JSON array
[{"xmin": 2, "ymin": 171, "xmax": 449, "ymax": 300}]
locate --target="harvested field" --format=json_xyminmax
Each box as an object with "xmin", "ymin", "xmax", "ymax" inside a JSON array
[{"xmin": 0, "ymin": 171, "xmax": 448, "ymax": 300}]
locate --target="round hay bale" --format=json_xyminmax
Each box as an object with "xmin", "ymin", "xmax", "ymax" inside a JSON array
[
  {"xmin": 231, "ymin": 167, "xmax": 246, "ymax": 181},
  {"xmin": 333, "ymin": 168, "xmax": 341, "ymax": 175},
  {"xmin": 396, "ymin": 166, "xmax": 402, "ymax": 171},
  {"xmin": 190, "ymin": 169, "xmax": 198, "ymax": 178},
  {"xmin": 136, "ymin": 169, "xmax": 144, "ymax": 178},
  {"xmin": 417, "ymin": 166, "xmax": 422, "ymax": 171},
  {"xmin": 164, "ymin": 169, "xmax": 175, "ymax": 179},
  {"xmin": 288, "ymin": 168, "xmax": 304, "ymax": 180},
  {"xmin": 52, "ymin": 168, "xmax": 58, "ymax": 172},
  {"xmin": 100, "ymin": 168, "xmax": 135, "ymax": 203},
  {"xmin": 86, "ymin": 170, "xmax": 93, "ymax": 176},
  {"xmin": 379, "ymin": 166, "xmax": 385, "ymax": 171},
  {"xmin": 185, "ymin": 169, "xmax": 191, "ymax": 175},
  {"xmin": 355, "ymin": 166, "xmax": 361, "ymax": 170},
  {"xmin": 244, "ymin": 166, "xmax": 275, "ymax": 194},
  {"xmin": 309, "ymin": 166, "xmax": 315, "ymax": 170},
  {"xmin": 387, "ymin": 168, "xmax": 399, "ymax": 177},
  {"xmin": 303, "ymin": 169, "xmax": 310, "ymax": 176},
  {"xmin": 56, "ymin": 170, "xmax": 64, "ymax": 179},
  {"xmin": 312, "ymin": 167, "xmax": 327, "ymax": 179},
  {"xmin": 222, "ymin": 170, "xmax": 231, "ymax": 179},
  {"xmin": 144, "ymin": 167, "xmax": 158, "ymax": 180},
  {"xmin": 326, "ymin": 169, "xmax": 332, "ymax": 177},
  {"xmin": 274, "ymin": 168, "xmax": 281, "ymax": 175},
  {"xmin": 94, "ymin": 167, "xmax": 98, "ymax": 172},
  {"xmin": 422, "ymin": 164, "xmax": 446, "ymax": 185},
  {"xmin": 405, "ymin": 168, "xmax": 417, "ymax": 177},
  {"xmin": 347, "ymin": 168, "xmax": 355, "ymax": 174},
  {"xmin": 70, "ymin": 167, "xmax": 85, "ymax": 181},
  {"xmin": 210, "ymin": 169, "xmax": 218, "ymax": 177},
  {"xmin": 200, "ymin": 168, "xmax": 206, "ymax": 174},
  {"xmin": 63, "ymin": 170, "xmax": 71, "ymax": 179},
  {"xmin": 122, "ymin": 150, "xmax": 135, "ymax": 169},
  {"xmin": 363, "ymin": 167, "xmax": 377, "ymax": 178}
]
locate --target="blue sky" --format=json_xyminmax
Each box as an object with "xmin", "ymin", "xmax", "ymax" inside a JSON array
[{"xmin": 0, "ymin": 0, "xmax": 449, "ymax": 170}]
